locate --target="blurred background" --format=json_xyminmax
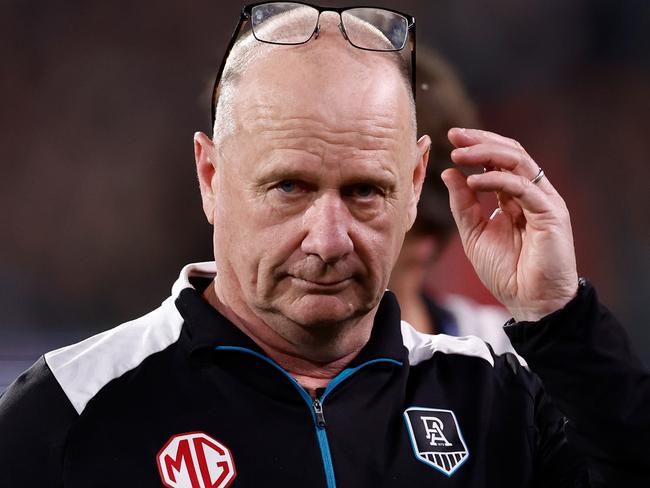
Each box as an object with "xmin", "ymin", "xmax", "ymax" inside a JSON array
[{"xmin": 1, "ymin": 0, "xmax": 649, "ymax": 391}]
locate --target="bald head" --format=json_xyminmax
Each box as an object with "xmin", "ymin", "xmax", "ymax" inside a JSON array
[{"xmin": 213, "ymin": 14, "xmax": 416, "ymax": 149}]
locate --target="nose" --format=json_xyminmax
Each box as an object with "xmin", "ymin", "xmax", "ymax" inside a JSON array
[{"xmin": 301, "ymin": 192, "xmax": 354, "ymax": 264}]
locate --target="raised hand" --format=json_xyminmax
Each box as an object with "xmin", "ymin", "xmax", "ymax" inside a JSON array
[{"xmin": 441, "ymin": 128, "xmax": 579, "ymax": 322}]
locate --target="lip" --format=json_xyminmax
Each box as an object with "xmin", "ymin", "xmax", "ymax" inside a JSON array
[{"xmin": 290, "ymin": 276, "xmax": 352, "ymax": 291}]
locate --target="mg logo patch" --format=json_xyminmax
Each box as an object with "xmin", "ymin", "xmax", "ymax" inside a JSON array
[
  {"xmin": 156, "ymin": 432, "xmax": 236, "ymax": 488},
  {"xmin": 403, "ymin": 407, "xmax": 469, "ymax": 476}
]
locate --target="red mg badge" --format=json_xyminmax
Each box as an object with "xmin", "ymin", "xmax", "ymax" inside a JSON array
[{"xmin": 157, "ymin": 432, "xmax": 236, "ymax": 488}]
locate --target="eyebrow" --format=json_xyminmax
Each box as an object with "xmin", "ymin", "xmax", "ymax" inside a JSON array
[{"xmin": 252, "ymin": 151, "xmax": 399, "ymax": 191}]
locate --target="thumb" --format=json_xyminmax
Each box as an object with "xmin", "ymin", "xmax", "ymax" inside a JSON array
[{"xmin": 441, "ymin": 168, "xmax": 484, "ymax": 245}]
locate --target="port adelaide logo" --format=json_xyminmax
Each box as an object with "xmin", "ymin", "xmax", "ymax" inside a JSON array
[{"xmin": 403, "ymin": 407, "xmax": 469, "ymax": 476}]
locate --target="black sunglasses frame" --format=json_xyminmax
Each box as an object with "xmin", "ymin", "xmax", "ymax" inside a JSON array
[{"xmin": 210, "ymin": 1, "xmax": 416, "ymax": 126}]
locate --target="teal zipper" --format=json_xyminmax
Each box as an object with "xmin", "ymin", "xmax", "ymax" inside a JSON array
[{"xmin": 215, "ymin": 345, "xmax": 402, "ymax": 488}]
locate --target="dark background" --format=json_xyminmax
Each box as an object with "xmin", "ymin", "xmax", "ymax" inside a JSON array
[{"xmin": 2, "ymin": 0, "xmax": 649, "ymax": 390}]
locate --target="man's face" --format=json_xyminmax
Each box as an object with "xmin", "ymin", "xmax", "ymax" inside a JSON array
[{"xmin": 198, "ymin": 32, "xmax": 428, "ymax": 338}]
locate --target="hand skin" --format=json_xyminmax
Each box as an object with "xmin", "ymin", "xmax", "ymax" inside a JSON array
[{"xmin": 441, "ymin": 128, "xmax": 579, "ymax": 322}]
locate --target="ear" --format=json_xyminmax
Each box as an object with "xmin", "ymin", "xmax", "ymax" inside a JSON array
[
  {"xmin": 194, "ymin": 131, "xmax": 217, "ymax": 225},
  {"xmin": 406, "ymin": 135, "xmax": 431, "ymax": 230}
]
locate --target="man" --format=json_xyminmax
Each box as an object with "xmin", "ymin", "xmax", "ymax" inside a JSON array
[{"xmin": 0, "ymin": 3, "xmax": 646, "ymax": 487}]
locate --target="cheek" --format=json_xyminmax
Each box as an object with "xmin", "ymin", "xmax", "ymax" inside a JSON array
[
  {"xmin": 212, "ymin": 178, "xmax": 261, "ymax": 280},
  {"xmin": 214, "ymin": 187, "xmax": 305, "ymax": 282},
  {"xmin": 354, "ymin": 215, "xmax": 406, "ymax": 282}
]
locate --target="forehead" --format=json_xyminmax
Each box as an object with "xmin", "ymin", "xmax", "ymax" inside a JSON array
[
  {"xmin": 232, "ymin": 39, "xmax": 412, "ymax": 145},
  {"xmin": 228, "ymin": 49, "xmax": 412, "ymax": 170},
  {"xmin": 243, "ymin": 106, "xmax": 402, "ymax": 175}
]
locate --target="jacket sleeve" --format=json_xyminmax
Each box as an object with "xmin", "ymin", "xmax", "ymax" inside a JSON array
[
  {"xmin": 525, "ymin": 368, "xmax": 591, "ymax": 487},
  {"xmin": 0, "ymin": 356, "xmax": 77, "ymax": 487},
  {"xmin": 504, "ymin": 279, "xmax": 650, "ymax": 486}
]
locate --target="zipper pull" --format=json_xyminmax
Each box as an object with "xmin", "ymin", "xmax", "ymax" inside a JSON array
[{"xmin": 313, "ymin": 398, "xmax": 326, "ymax": 428}]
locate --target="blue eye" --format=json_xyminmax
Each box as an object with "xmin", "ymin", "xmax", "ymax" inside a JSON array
[
  {"xmin": 353, "ymin": 184, "xmax": 375, "ymax": 198},
  {"xmin": 278, "ymin": 180, "xmax": 296, "ymax": 193}
]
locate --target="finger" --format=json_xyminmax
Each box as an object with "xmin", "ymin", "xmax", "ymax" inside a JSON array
[
  {"xmin": 450, "ymin": 142, "xmax": 531, "ymax": 174},
  {"xmin": 450, "ymin": 141, "xmax": 555, "ymax": 194},
  {"xmin": 448, "ymin": 127, "xmax": 524, "ymax": 151},
  {"xmin": 466, "ymin": 171, "xmax": 553, "ymax": 217},
  {"xmin": 497, "ymin": 192, "xmax": 525, "ymax": 225},
  {"xmin": 440, "ymin": 168, "xmax": 485, "ymax": 242}
]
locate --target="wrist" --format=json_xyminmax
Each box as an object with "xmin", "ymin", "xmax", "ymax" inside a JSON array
[
  {"xmin": 509, "ymin": 281, "xmax": 580, "ymax": 322},
  {"xmin": 503, "ymin": 278, "xmax": 595, "ymax": 345}
]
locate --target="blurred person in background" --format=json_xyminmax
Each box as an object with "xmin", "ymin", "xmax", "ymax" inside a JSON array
[{"xmin": 389, "ymin": 46, "xmax": 513, "ymax": 353}]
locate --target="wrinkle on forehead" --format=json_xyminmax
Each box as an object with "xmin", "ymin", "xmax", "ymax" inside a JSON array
[
  {"xmin": 246, "ymin": 112, "xmax": 402, "ymax": 151},
  {"xmin": 230, "ymin": 99, "xmax": 409, "ymax": 181}
]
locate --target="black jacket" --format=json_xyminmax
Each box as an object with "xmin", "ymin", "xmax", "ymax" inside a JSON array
[
  {"xmin": 505, "ymin": 278, "xmax": 650, "ymax": 486},
  {"xmin": 0, "ymin": 263, "xmax": 645, "ymax": 486}
]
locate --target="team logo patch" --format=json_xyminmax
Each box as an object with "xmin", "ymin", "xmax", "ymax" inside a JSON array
[
  {"xmin": 403, "ymin": 407, "xmax": 469, "ymax": 476},
  {"xmin": 156, "ymin": 432, "xmax": 236, "ymax": 488}
]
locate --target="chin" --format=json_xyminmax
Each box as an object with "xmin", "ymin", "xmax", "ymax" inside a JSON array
[{"xmin": 280, "ymin": 294, "xmax": 371, "ymax": 328}]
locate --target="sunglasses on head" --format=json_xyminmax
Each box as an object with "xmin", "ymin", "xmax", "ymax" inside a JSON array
[{"xmin": 210, "ymin": 2, "xmax": 416, "ymax": 126}]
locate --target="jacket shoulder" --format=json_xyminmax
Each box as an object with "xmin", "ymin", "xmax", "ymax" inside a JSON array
[
  {"xmin": 401, "ymin": 320, "xmax": 525, "ymax": 367},
  {"xmin": 400, "ymin": 320, "xmax": 537, "ymax": 388},
  {"xmin": 44, "ymin": 296, "xmax": 184, "ymax": 415},
  {"xmin": 0, "ymin": 356, "xmax": 77, "ymax": 484}
]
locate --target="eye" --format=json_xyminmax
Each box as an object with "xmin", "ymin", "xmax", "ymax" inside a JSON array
[
  {"xmin": 353, "ymin": 184, "xmax": 375, "ymax": 198},
  {"xmin": 346, "ymin": 183, "xmax": 381, "ymax": 199},
  {"xmin": 277, "ymin": 180, "xmax": 297, "ymax": 193}
]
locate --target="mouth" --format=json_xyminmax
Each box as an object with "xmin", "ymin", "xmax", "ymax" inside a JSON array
[{"xmin": 289, "ymin": 276, "xmax": 353, "ymax": 293}]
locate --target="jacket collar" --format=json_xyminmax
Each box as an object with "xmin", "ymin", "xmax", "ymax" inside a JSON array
[{"xmin": 172, "ymin": 262, "xmax": 406, "ymax": 364}]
